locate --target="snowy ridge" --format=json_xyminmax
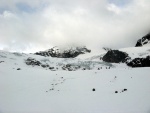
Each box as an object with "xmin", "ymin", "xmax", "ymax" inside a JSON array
[
  {"xmin": 0, "ymin": 46, "xmax": 150, "ymax": 113},
  {"xmin": 0, "ymin": 50, "xmax": 117, "ymax": 72},
  {"xmin": 0, "ymin": 55, "xmax": 150, "ymax": 113},
  {"xmin": 0, "ymin": 46, "xmax": 150, "ymax": 71},
  {"xmin": 120, "ymin": 47, "xmax": 150, "ymax": 60}
]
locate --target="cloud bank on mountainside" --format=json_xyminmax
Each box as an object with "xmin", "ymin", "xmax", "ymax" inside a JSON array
[{"xmin": 0, "ymin": 0, "xmax": 150, "ymax": 52}]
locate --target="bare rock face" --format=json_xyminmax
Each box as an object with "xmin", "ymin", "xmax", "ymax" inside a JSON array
[
  {"xmin": 102, "ymin": 50, "xmax": 129, "ymax": 63},
  {"xmin": 135, "ymin": 33, "xmax": 150, "ymax": 47},
  {"xmin": 127, "ymin": 56, "xmax": 150, "ymax": 67},
  {"xmin": 35, "ymin": 46, "xmax": 91, "ymax": 58}
]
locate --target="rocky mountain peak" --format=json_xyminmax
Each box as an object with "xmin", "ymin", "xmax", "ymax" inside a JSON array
[
  {"xmin": 35, "ymin": 46, "xmax": 91, "ymax": 58},
  {"xmin": 135, "ymin": 33, "xmax": 150, "ymax": 47}
]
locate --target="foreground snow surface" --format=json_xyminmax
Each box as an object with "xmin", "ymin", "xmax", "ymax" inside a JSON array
[{"xmin": 0, "ymin": 66, "xmax": 150, "ymax": 113}]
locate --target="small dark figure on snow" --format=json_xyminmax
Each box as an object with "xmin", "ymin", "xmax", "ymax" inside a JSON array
[{"xmin": 92, "ymin": 88, "xmax": 96, "ymax": 91}]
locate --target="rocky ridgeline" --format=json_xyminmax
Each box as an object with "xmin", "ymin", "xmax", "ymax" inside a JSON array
[
  {"xmin": 127, "ymin": 56, "xmax": 150, "ymax": 67},
  {"xmin": 135, "ymin": 33, "xmax": 150, "ymax": 47},
  {"xmin": 102, "ymin": 50, "xmax": 150, "ymax": 67},
  {"xmin": 35, "ymin": 46, "xmax": 91, "ymax": 58},
  {"xmin": 102, "ymin": 32, "xmax": 150, "ymax": 67}
]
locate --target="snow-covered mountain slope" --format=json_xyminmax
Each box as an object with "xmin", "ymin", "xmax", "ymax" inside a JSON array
[
  {"xmin": 0, "ymin": 46, "xmax": 150, "ymax": 71},
  {"xmin": 0, "ymin": 50, "xmax": 118, "ymax": 71},
  {"xmin": 0, "ymin": 48, "xmax": 150, "ymax": 113},
  {"xmin": 143, "ymin": 42, "xmax": 150, "ymax": 47},
  {"xmin": 82, "ymin": 47, "xmax": 150, "ymax": 62},
  {"xmin": 0, "ymin": 63, "xmax": 150, "ymax": 113},
  {"xmin": 120, "ymin": 47, "xmax": 150, "ymax": 60}
]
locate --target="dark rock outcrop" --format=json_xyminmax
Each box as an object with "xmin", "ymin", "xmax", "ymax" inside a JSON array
[
  {"xmin": 92, "ymin": 88, "xmax": 95, "ymax": 91},
  {"xmin": 102, "ymin": 50, "xmax": 129, "ymax": 63},
  {"xmin": 115, "ymin": 91, "xmax": 118, "ymax": 93},
  {"xmin": 135, "ymin": 33, "xmax": 150, "ymax": 47},
  {"xmin": 35, "ymin": 46, "xmax": 91, "ymax": 58},
  {"xmin": 25, "ymin": 57, "xmax": 52, "ymax": 69},
  {"xmin": 17, "ymin": 68, "xmax": 21, "ymax": 70},
  {"xmin": 62, "ymin": 64, "xmax": 80, "ymax": 71},
  {"xmin": 0, "ymin": 61, "xmax": 4, "ymax": 63},
  {"xmin": 127, "ymin": 56, "xmax": 150, "ymax": 67},
  {"xmin": 25, "ymin": 57, "xmax": 41, "ymax": 66}
]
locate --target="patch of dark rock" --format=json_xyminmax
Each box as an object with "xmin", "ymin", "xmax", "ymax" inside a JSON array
[
  {"xmin": 102, "ymin": 50, "xmax": 129, "ymax": 63},
  {"xmin": 0, "ymin": 61, "xmax": 4, "ymax": 63},
  {"xmin": 121, "ymin": 89, "xmax": 127, "ymax": 92},
  {"xmin": 25, "ymin": 57, "xmax": 41, "ymax": 66},
  {"xmin": 68, "ymin": 68, "xmax": 73, "ymax": 71},
  {"xmin": 41, "ymin": 64, "xmax": 49, "ymax": 68},
  {"xmin": 82, "ymin": 68, "xmax": 86, "ymax": 70},
  {"xmin": 123, "ymin": 89, "xmax": 127, "ymax": 91},
  {"xmin": 115, "ymin": 91, "xmax": 118, "ymax": 93},
  {"xmin": 49, "ymin": 67, "xmax": 54, "ymax": 70},
  {"xmin": 135, "ymin": 33, "xmax": 150, "ymax": 47},
  {"xmin": 62, "ymin": 64, "xmax": 78, "ymax": 71},
  {"xmin": 92, "ymin": 88, "xmax": 96, "ymax": 91},
  {"xmin": 35, "ymin": 46, "xmax": 91, "ymax": 58},
  {"xmin": 127, "ymin": 56, "xmax": 150, "ymax": 67},
  {"xmin": 17, "ymin": 68, "xmax": 20, "ymax": 70}
]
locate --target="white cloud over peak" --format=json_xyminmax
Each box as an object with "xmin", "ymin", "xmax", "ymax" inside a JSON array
[{"xmin": 0, "ymin": 0, "xmax": 150, "ymax": 53}]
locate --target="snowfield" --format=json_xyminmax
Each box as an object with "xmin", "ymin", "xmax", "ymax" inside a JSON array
[{"xmin": 0, "ymin": 48, "xmax": 150, "ymax": 113}]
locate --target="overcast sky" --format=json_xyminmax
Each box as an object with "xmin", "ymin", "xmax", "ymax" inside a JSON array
[{"xmin": 0, "ymin": 0, "xmax": 150, "ymax": 53}]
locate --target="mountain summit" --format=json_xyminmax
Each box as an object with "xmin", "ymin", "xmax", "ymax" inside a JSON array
[
  {"xmin": 35, "ymin": 46, "xmax": 91, "ymax": 58},
  {"xmin": 135, "ymin": 33, "xmax": 150, "ymax": 47}
]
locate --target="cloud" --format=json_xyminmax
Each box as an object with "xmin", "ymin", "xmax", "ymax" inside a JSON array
[{"xmin": 0, "ymin": 0, "xmax": 150, "ymax": 53}]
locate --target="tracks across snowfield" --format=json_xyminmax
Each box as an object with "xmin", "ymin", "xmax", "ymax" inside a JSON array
[{"xmin": 0, "ymin": 66, "xmax": 150, "ymax": 113}]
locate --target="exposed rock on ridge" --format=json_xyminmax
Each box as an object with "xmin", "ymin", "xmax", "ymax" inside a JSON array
[
  {"xmin": 135, "ymin": 33, "xmax": 150, "ymax": 47},
  {"xmin": 35, "ymin": 46, "xmax": 91, "ymax": 58},
  {"xmin": 127, "ymin": 56, "xmax": 150, "ymax": 67}
]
